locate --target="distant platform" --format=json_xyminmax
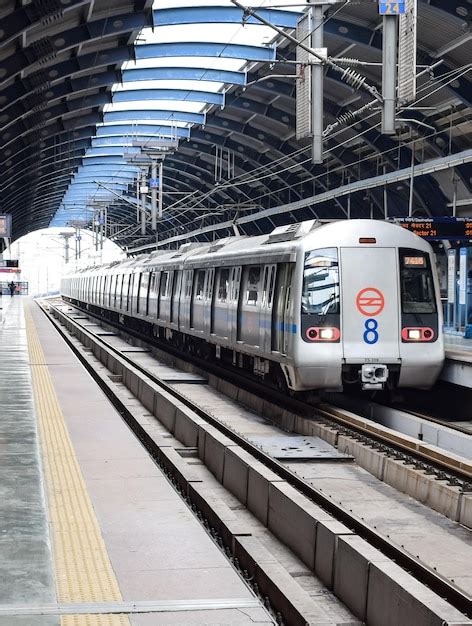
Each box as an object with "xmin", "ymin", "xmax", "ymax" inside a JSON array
[{"xmin": 442, "ymin": 334, "xmax": 472, "ymax": 388}]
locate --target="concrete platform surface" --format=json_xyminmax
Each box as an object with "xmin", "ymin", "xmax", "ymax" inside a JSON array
[{"xmin": 0, "ymin": 298, "xmax": 271, "ymax": 625}]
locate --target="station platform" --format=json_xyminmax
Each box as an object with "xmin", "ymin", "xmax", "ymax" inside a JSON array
[
  {"xmin": 442, "ymin": 334, "xmax": 472, "ymax": 388},
  {"xmin": 0, "ymin": 297, "xmax": 269, "ymax": 625}
]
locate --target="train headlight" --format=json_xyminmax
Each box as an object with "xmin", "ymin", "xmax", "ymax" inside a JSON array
[
  {"xmin": 401, "ymin": 327, "xmax": 435, "ymax": 342},
  {"xmin": 320, "ymin": 328, "xmax": 335, "ymax": 340},
  {"xmin": 306, "ymin": 327, "xmax": 340, "ymax": 342}
]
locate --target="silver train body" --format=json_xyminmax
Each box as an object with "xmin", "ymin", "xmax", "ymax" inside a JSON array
[{"xmin": 61, "ymin": 220, "xmax": 445, "ymax": 392}]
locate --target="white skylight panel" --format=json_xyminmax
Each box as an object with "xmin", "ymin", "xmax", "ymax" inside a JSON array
[
  {"xmin": 154, "ymin": 0, "xmax": 303, "ymax": 8},
  {"xmin": 97, "ymin": 119, "xmax": 190, "ymax": 128},
  {"xmin": 138, "ymin": 24, "xmax": 276, "ymax": 47},
  {"xmin": 104, "ymin": 101, "xmax": 206, "ymax": 113},
  {"xmin": 121, "ymin": 57, "xmax": 246, "ymax": 72},
  {"xmin": 112, "ymin": 80, "xmax": 224, "ymax": 93}
]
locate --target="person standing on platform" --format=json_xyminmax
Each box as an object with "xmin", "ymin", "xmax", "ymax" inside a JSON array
[{"xmin": 8, "ymin": 281, "xmax": 15, "ymax": 297}]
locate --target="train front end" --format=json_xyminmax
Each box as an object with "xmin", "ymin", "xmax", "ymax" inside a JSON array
[{"xmin": 296, "ymin": 220, "xmax": 444, "ymax": 391}]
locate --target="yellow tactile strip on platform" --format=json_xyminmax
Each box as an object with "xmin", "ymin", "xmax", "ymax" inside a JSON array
[{"xmin": 24, "ymin": 303, "xmax": 130, "ymax": 626}]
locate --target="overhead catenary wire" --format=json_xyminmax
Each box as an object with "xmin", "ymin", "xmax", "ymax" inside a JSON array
[
  {"xmin": 167, "ymin": 58, "xmax": 472, "ymax": 217},
  {"xmin": 165, "ymin": 63, "xmax": 472, "ymax": 218}
]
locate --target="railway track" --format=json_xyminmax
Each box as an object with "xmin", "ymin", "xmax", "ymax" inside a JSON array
[
  {"xmin": 53, "ymin": 299, "xmax": 472, "ymax": 487},
  {"xmin": 38, "ymin": 298, "xmax": 472, "ymax": 621}
]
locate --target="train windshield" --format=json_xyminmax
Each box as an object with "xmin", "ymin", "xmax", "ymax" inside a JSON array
[
  {"xmin": 302, "ymin": 248, "xmax": 339, "ymax": 315},
  {"xmin": 399, "ymin": 249, "xmax": 436, "ymax": 314}
]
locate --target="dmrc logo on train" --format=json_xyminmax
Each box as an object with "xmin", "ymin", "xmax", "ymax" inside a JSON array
[{"xmin": 356, "ymin": 288, "xmax": 385, "ymax": 317}]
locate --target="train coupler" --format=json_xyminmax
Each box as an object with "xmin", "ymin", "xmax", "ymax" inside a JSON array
[{"xmin": 360, "ymin": 364, "xmax": 389, "ymax": 390}]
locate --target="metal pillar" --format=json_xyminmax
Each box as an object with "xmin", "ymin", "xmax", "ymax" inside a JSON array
[
  {"xmin": 310, "ymin": 3, "xmax": 324, "ymax": 164},
  {"xmin": 382, "ymin": 15, "xmax": 398, "ymax": 135},
  {"xmin": 452, "ymin": 169, "xmax": 458, "ymax": 217},
  {"xmin": 151, "ymin": 160, "xmax": 158, "ymax": 231},
  {"xmin": 159, "ymin": 161, "xmax": 164, "ymax": 220},
  {"xmin": 94, "ymin": 211, "xmax": 99, "ymax": 251},
  {"xmin": 408, "ymin": 141, "xmax": 415, "ymax": 216},
  {"xmin": 140, "ymin": 170, "xmax": 147, "ymax": 236}
]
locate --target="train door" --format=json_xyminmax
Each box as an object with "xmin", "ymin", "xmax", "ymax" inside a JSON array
[
  {"xmin": 134, "ymin": 274, "xmax": 142, "ymax": 314},
  {"xmin": 213, "ymin": 268, "xmax": 230, "ymax": 338},
  {"xmin": 204, "ymin": 268, "xmax": 215, "ymax": 335},
  {"xmin": 191, "ymin": 269, "xmax": 205, "ymax": 331},
  {"xmin": 340, "ymin": 247, "xmax": 400, "ymax": 362},
  {"xmin": 240, "ymin": 265, "xmax": 262, "ymax": 347},
  {"xmin": 272, "ymin": 263, "xmax": 294, "ymax": 355},
  {"xmin": 260, "ymin": 265, "xmax": 276, "ymax": 353},
  {"xmin": 182, "ymin": 269, "xmax": 193, "ymax": 329},
  {"xmin": 159, "ymin": 271, "xmax": 171, "ymax": 322},
  {"xmin": 229, "ymin": 266, "xmax": 241, "ymax": 342},
  {"xmin": 171, "ymin": 270, "xmax": 181, "ymax": 327},
  {"xmin": 148, "ymin": 271, "xmax": 159, "ymax": 319},
  {"xmin": 127, "ymin": 274, "xmax": 133, "ymax": 312}
]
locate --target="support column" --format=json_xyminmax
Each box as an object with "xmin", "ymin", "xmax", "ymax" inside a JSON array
[
  {"xmin": 382, "ymin": 15, "xmax": 398, "ymax": 135},
  {"xmin": 140, "ymin": 171, "xmax": 147, "ymax": 236},
  {"xmin": 311, "ymin": 3, "xmax": 324, "ymax": 164},
  {"xmin": 159, "ymin": 161, "xmax": 164, "ymax": 220},
  {"xmin": 151, "ymin": 160, "xmax": 157, "ymax": 232}
]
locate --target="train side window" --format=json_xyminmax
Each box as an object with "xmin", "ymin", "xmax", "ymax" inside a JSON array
[
  {"xmin": 118, "ymin": 275, "xmax": 123, "ymax": 307},
  {"xmin": 160, "ymin": 272, "xmax": 169, "ymax": 298},
  {"xmin": 245, "ymin": 266, "xmax": 261, "ymax": 305},
  {"xmin": 232, "ymin": 267, "xmax": 241, "ymax": 302},
  {"xmin": 205, "ymin": 268, "xmax": 215, "ymax": 300},
  {"xmin": 302, "ymin": 248, "xmax": 339, "ymax": 315},
  {"xmin": 217, "ymin": 268, "xmax": 230, "ymax": 302},
  {"xmin": 136, "ymin": 274, "xmax": 142, "ymax": 313},
  {"xmin": 262, "ymin": 267, "xmax": 269, "ymax": 305},
  {"xmin": 127, "ymin": 275, "xmax": 134, "ymax": 311},
  {"xmin": 195, "ymin": 270, "xmax": 205, "ymax": 300},
  {"xmin": 184, "ymin": 270, "xmax": 192, "ymax": 298},
  {"xmin": 122, "ymin": 275, "xmax": 130, "ymax": 309},
  {"xmin": 109, "ymin": 275, "xmax": 115, "ymax": 306},
  {"xmin": 268, "ymin": 266, "xmax": 276, "ymax": 307},
  {"xmin": 139, "ymin": 272, "xmax": 150, "ymax": 313}
]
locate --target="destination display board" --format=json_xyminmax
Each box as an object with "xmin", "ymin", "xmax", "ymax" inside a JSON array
[
  {"xmin": 0, "ymin": 260, "xmax": 19, "ymax": 268},
  {"xmin": 393, "ymin": 217, "xmax": 472, "ymax": 240},
  {"xmin": 0, "ymin": 214, "xmax": 11, "ymax": 237}
]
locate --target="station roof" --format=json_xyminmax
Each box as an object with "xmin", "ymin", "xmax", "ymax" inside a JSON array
[{"xmin": 0, "ymin": 0, "xmax": 470, "ymax": 251}]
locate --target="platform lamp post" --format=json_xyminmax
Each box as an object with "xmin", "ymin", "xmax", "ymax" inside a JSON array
[
  {"xmin": 68, "ymin": 220, "xmax": 88, "ymax": 261},
  {"xmin": 132, "ymin": 138, "xmax": 178, "ymax": 234},
  {"xmin": 125, "ymin": 137, "xmax": 177, "ymax": 237},
  {"xmin": 59, "ymin": 232, "xmax": 74, "ymax": 264}
]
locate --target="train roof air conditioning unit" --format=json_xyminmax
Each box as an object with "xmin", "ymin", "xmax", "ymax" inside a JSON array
[
  {"xmin": 266, "ymin": 220, "xmax": 319, "ymax": 244},
  {"xmin": 173, "ymin": 242, "xmax": 207, "ymax": 257}
]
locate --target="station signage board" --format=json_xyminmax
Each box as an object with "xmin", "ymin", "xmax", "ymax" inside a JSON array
[
  {"xmin": 393, "ymin": 217, "xmax": 472, "ymax": 241},
  {"xmin": 379, "ymin": 1, "xmax": 405, "ymax": 14},
  {"xmin": 0, "ymin": 259, "xmax": 20, "ymax": 273},
  {"xmin": 0, "ymin": 214, "xmax": 11, "ymax": 238}
]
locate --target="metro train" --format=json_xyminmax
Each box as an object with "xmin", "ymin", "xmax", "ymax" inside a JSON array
[{"xmin": 61, "ymin": 219, "xmax": 445, "ymax": 392}]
